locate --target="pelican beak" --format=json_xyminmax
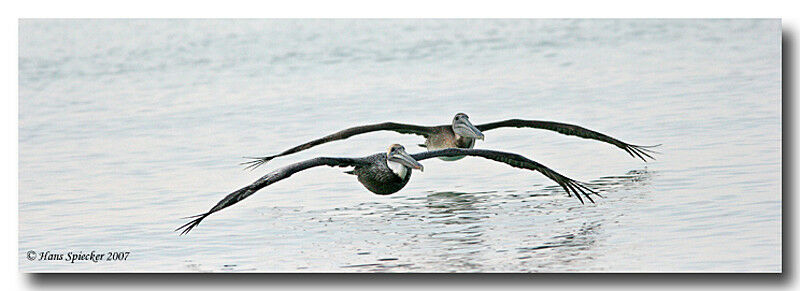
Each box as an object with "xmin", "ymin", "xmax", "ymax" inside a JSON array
[
  {"xmin": 453, "ymin": 117, "xmax": 485, "ymax": 140},
  {"xmin": 389, "ymin": 148, "xmax": 424, "ymax": 172}
]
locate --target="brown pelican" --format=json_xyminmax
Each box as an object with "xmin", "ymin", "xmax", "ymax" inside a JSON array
[
  {"xmin": 178, "ymin": 144, "xmax": 598, "ymax": 235},
  {"xmin": 242, "ymin": 113, "xmax": 659, "ymax": 170}
]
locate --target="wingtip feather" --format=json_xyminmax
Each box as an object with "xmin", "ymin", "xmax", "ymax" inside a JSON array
[
  {"xmin": 176, "ymin": 213, "xmax": 210, "ymax": 236},
  {"xmin": 240, "ymin": 155, "xmax": 277, "ymax": 171},
  {"xmin": 626, "ymin": 144, "xmax": 662, "ymax": 162}
]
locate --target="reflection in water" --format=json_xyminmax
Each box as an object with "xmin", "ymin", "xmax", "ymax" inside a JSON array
[
  {"xmin": 590, "ymin": 169, "xmax": 656, "ymax": 193},
  {"xmin": 317, "ymin": 169, "xmax": 653, "ymax": 272},
  {"xmin": 422, "ymin": 191, "xmax": 491, "ymax": 271},
  {"xmin": 515, "ymin": 221, "xmax": 602, "ymax": 271}
]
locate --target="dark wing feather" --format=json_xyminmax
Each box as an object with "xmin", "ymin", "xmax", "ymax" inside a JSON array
[
  {"xmin": 475, "ymin": 119, "xmax": 660, "ymax": 162},
  {"xmin": 178, "ymin": 157, "xmax": 366, "ymax": 235},
  {"xmin": 242, "ymin": 122, "xmax": 436, "ymax": 170},
  {"xmin": 412, "ymin": 148, "xmax": 600, "ymax": 204}
]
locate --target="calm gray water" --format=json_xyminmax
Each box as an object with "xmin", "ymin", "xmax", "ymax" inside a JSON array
[{"xmin": 19, "ymin": 19, "xmax": 781, "ymax": 272}]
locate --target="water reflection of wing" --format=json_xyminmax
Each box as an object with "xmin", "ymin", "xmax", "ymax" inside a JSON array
[
  {"xmin": 518, "ymin": 221, "xmax": 601, "ymax": 253},
  {"xmin": 515, "ymin": 221, "xmax": 603, "ymax": 271},
  {"xmin": 589, "ymin": 169, "xmax": 654, "ymax": 192}
]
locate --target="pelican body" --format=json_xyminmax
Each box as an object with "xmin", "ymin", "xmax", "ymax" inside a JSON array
[
  {"xmin": 420, "ymin": 114, "xmax": 481, "ymax": 161},
  {"xmin": 242, "ymin": 113, "xmax": 658, "ymax": 170},
  {"xmin": 350, "ymin": 145, "xmax": 421, "ymax": 194},
  {"xmin": 178, "ymin": 144, "xmax": 598, "ymax": 235}
]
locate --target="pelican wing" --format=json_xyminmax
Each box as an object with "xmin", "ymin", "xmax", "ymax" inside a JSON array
[
  {"xmin": 475, "ymin": 119, "xmax": 659, "ymax": 162},
  {"xmin": 242, "ymin": 122, "xmax": 436, "ymax": 170},
  {"xmin": 411, "ymin": 148, "xmax": 600, "ymax": 204},
  {"xmin": 178, "ymin": 157, "xmax": 367, "ymax": 235}
]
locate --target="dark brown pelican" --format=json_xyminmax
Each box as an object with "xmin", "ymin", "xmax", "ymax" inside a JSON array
[
  {"xmin": 242, "ymin": 113, "xmax": 659, "ymax": 170},
  {"xmin": 178, "ymin": 144, "xmax": 598, "ymax": 235}
]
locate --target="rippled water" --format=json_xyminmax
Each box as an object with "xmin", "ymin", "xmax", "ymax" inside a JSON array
[{"xmin": 19, "ymin": 19, "xmax": 781, "ymax": 272}]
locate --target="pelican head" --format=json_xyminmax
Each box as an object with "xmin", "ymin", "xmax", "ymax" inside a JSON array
[
  {"xmin": 452, "ymin": 113, "xmax": 485, "ymax": 140},
  {"xmin": 386, "ymin": 144, "xmax": 424, "ymax": 172}
]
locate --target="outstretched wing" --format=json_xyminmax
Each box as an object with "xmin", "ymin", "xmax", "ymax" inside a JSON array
[
  {"xmin": 242, "ymin": 122, "xmax": 437, "ymax": 170},
  {"xmin": 178, "ymin": 157, "xmax": 367, "ymax": 235},
  {"xmin": 475, "ymin": 119, "xmax": 660, "ymax": 162},
  {"xmin": 411, "ymin": 148, "xmax": 600, "ymax": 204}
]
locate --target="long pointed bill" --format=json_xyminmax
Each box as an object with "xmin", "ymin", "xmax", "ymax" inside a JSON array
[
  {"xmin": 389, "ymin": 149, "xmax": 424, "ymax": 172},
  {"xmin": 454, "ymin": 118, "xmax": 485, "ymax": 140}
]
